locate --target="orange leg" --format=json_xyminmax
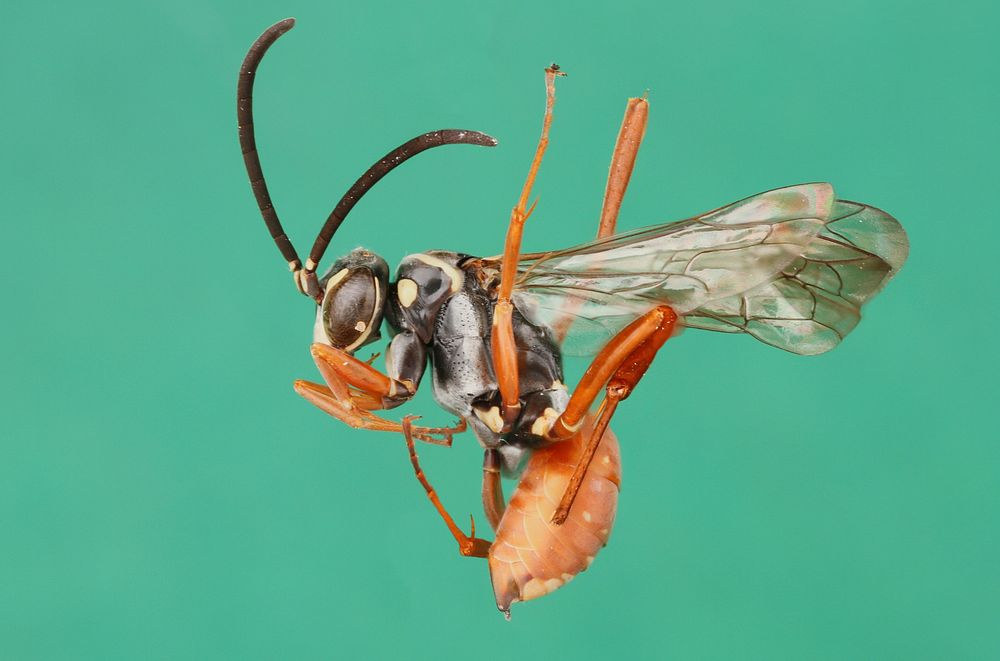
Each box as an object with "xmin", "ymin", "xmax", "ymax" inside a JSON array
[
  {"xmin": 596, "ymin": 95, "xmax": 649, "ymax": 239},
  {"xmin": 550, "ymin": 306, "xmax": 676, "ymax": 524},
  {"xmin": 546, "ymin": 306, "xmax": 677, "ymax": 441},
  {"xmin": 309, "ymin": 343, "xmax": 415, "ymax": 404},
  {"xmin": 481, "ymin": 449, "xmax": 505, "ymax": 531},
  {"xmin": 552, "ymin": 95, "xmax": 649, "ymax": 342},
  {"xmin": 402, "ymin": 417, "xmax": 492, "ymax": 557},
  {"xmin": 294, "ymin": 343, "xmax": 465, "ymax": 446},
  {"xmin": 492, "ymin": 65, "xmax": 565, "ymax": 429},
  {"xmin": 550, "ymin": 399, "xmax": 618, "ymax": 525}
]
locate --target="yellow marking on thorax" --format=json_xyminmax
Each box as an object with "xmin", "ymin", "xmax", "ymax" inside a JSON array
[
  {"xmin": 397, "ymin": 278, "xmax": 418, "ymax": 307},
  {"xmin": 411, "ymin": 253, "xmax": 464, "ymax": 292}
]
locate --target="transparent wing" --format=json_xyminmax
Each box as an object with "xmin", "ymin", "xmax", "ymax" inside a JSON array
[
  {"xmin": 681, "ymin": 199, "xmax": 908, "ymax": 354},
  {"xmin": 504, "ymin": 183, "xmax": 907, "ymax": 356}
]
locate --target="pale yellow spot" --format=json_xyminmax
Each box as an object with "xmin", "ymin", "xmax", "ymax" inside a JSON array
[
  {"xmin": 521, "ymin": 578, "xmax": 547, "ymax": 600},
  {"xmin": 561, "ymin": 573, "xmax": 575, "ymax": 583},
  {"xmin": 602, "ymin": 455, "xmax": 611, "ymax": 465},
  {"xmin": 411, "ymin": 253, "xmax": 464, "ymax": 292},
  {"xmin": 354, "ymin": 320, "xmax": 366, "ymax": 332},
  {"xmin": 397, "ymin": 278, "xmax": 418, "ymax": 307},
  {"xmin": 551, "ymin": 379, "xmax": 567, "ymax": 391},
  {"xmin": 531, "ymin": 407, "xmax": 560, "ymax": 437},
  {"xmin": 474, "ymin": 406, "xmax": 504, "ymax": 434},
  {"xmin": 543, "ymin": 578, "xmax": 564, "ymax": 592},
  {"xmin": 583, "ymin": 510, "xmax": 592, "ymax": 523},
  {"xmin": 585, "ymin": 555, "xmax": 595, "ymax": 568},
  {"xmin": 520, "ymin": 577, "xmax": 565, "ymax": 601},
  {"xmin": 326, "ymin": 268, "xmax": 350, "ymax": 291}
]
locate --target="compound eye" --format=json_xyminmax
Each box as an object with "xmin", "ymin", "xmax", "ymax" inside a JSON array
[{"xmin": 320, "ymin": 267, "xmax": 383, "ymax": 352}]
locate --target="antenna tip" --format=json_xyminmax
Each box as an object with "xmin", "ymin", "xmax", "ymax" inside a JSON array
[{"xmin": 451, "ymin": 130, "xmax": 499, "ymax": 148}]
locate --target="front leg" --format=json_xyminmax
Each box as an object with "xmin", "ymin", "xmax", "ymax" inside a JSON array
[
  {"xmin": 295, "ymin": 340, "xmax": 464, "ymax": 445},
  {"xmin": 310, "ymin": 343, "xmax": 415, "ymax": 408}
]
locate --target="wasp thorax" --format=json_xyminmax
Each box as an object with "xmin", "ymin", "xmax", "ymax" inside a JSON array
[{"xmin": 315, "ymin": 248, "xmax": 389, "ymax": 354}]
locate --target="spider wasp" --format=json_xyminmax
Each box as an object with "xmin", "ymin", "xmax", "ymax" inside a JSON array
[{"xmin": 237, "ymin": 19, "xmax": 909, "ymax": 617}]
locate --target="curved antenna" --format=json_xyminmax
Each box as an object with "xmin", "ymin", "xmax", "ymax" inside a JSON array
[
  {"xmin": 300, "ymin": 129, "xmax": 498, "ymax": 297},
  {"xmin": 238, "ymin": 20, "xmax": 498, "ymax": 299},
  {"xmin": 237, "ymin": 18, "xmax": 300, "ymax": 274}
]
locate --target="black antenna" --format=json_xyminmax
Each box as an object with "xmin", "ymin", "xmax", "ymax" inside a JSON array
[
  {"xmin": 237, "ymin": 19, "xmax": 498, "ymax": 300},
  {"xmin": 237, "ymin": 18, "xmax": 300, "ymax": 272},
  {"xmin": 300, "ymin": 129, "xmax": 498, "ymax": 296}
]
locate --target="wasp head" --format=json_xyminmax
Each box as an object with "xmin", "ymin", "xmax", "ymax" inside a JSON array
[{"xmin": 313, "ymin": 248, "xmax": 389, "ymax": 354}]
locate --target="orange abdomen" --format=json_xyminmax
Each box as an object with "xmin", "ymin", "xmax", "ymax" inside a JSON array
[{"xmin": 488, "ymin": 417, "xmax": 621, "ymax": 614}]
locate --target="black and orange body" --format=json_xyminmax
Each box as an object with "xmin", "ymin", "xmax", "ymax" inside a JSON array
[
  {"xmin": 237, "ymin": 19, "xmax": 666, "ymax": 617},
  {"xmin": 237, "ymin": 18, "xmax": 906, "ymax": 619}
]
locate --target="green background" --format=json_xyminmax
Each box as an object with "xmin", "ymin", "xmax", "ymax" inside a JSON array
[{"xmin": 2, "ymin": 0, "xmax": 997, "ymax": 658}]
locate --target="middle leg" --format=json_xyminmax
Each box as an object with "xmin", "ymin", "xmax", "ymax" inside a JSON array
[
  {"xmin": 402, "ymin": 417, "xmax": 492, "ymax": 558},
  {"xmin": 481, "ymin": 449, "xmax": 505, "ymax": 531},
  {"xmin": 492, "ymin": 65, "xmax": 565, "ymax": 430}
]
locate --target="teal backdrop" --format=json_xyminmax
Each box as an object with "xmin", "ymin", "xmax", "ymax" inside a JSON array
[{"xmin": 2, "ymin": 0, "xmax": 997, "ymax": 658}]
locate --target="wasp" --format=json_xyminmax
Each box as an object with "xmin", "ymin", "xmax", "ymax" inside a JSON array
[{"xmin": 238, "ymin": 19, "xmax": 909, "ymax": 618}]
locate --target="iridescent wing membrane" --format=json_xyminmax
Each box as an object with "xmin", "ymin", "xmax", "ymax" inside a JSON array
[{"xmin": 504, "ymin": 183, "xmax": 908, "ymax": 356}]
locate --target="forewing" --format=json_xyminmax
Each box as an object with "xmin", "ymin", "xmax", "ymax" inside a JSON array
[
  {"xmin": 510, "ymin": 183, "xmax": 835, "ymax": 355},
  {"xmin": 682, "ymin": 199, "xmax": 909, "ymax": 354}
]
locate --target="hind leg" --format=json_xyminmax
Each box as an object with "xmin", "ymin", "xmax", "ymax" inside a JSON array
[
  {"xmin": 521, "ymin": 305, "xmax": 677, "ymax": 524},
  {"xmin": 551, "ymin": 95, "xmax": 650, "ymax": 341},
  {"xmin": 596, "ymin": 95, "xmax": 649, "ymax": 238}
]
